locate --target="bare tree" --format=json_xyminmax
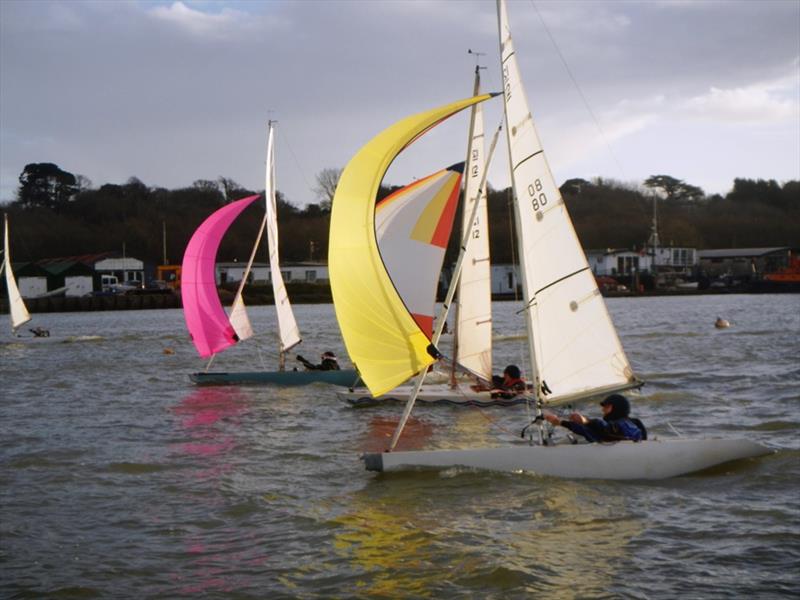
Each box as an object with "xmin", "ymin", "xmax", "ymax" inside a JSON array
[{"xmin": 313, "ymin": 168, "xmax": 343, "ymax": 211}]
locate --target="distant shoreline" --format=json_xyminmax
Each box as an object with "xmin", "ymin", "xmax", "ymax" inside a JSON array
[{"xmin": 2, "ymin": 285, "xmax": 798, "ymax": 315}]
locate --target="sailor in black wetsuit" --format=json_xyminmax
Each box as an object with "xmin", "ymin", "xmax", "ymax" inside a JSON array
[
  {"xmin": 544, "ymin": 394, "xmax": 645, "ymax": 442},
  {"xmin": 296, "ymin": 351, "xmax": 340, "ymax": 371}
]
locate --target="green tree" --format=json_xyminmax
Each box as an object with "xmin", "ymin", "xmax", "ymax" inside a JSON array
[
  {"xmin": 644, "ymin": 175, "xmax": 704, "ymax": 202},
  {"xmin": 17, "ymin": 163, "xmax": 78, "ymax": 211}
]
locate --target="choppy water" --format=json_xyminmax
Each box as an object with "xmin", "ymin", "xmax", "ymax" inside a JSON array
[{"xmin": 1, "ymin": 294, "xmax": 798, "ymax": 599}]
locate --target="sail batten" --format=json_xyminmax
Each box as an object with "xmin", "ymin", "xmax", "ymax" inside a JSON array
[{"xmin": 329, "ymin": 95, "xmax": 493, "ymax": 397}]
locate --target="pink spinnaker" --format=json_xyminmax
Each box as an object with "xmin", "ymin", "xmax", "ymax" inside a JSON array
[{"xmin": 182, "ymin": 195, "xmax": 260, "ymax": 358}]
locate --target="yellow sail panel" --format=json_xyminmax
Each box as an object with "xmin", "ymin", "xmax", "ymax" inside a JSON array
[{"xmin": 329, "ymin": 95, "xmax": 494, "ymax": 396}]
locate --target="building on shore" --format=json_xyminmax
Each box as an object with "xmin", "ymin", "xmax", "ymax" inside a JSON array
[
  {"xmin": 13, "ymin": 253, "xmax": 145, "ymax": 298},
  {"xmin": 697, "ymin": 247, "xmax": 792, "ymax": 279},
  {"xmin": 215, "ymin": 262, "xmax": 330, "ymax": 285}
]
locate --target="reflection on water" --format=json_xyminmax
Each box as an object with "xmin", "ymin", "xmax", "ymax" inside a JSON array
[
  {"xmin": 360, "ymin": 416, "xmax": 435, "ymax": 452},
  {"xmin": 332, "ymin": 474, "xmax": 643, "ymax": 598},
  {"xmin": 172, "ymin": 387, "xmax": 250, "ymax": 459}
]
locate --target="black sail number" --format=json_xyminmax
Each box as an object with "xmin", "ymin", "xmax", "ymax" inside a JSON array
[{"xmin": 528, "ymin": 178, "xmax": 547, "ymax": 211}]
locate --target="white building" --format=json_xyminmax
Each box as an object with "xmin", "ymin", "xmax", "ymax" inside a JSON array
[
  {"xmin": 215, "ymin": 262, "xmax": 330, "ymax": 285},
  {"xmin": 94, "ymin": 257, "xmax": 145, "ymax": 287},
  {"xmin": 587, "ymin": 247, "xmax": 696, "ymax": 276}
]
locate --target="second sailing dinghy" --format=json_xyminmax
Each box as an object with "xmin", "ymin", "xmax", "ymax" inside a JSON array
[
  {"xmin": 333, "ymin": 0, "xmax": 771, "ymax": 479},
  {"xmin": 340, "ymin": 64, "xmax": 518, "ymax": 408},
  {"xmin": 184, "ymin": 122, "xmax": 358, "ymax": 387}
]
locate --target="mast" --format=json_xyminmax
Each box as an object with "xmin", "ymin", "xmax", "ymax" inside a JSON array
[
  {"xmin": 389, "ymin": 124, "xmax": 502, "ymax": 450},
  {"xmin": 451, "ymin": 52, "xmax": 494, "ymax": 385},
  {"xmin": 497, "ymin": 0, "xmax": 542, "ymax": 406},
  {"xmin": 649, "ymin": 195, "xmax": 660, "ymax": 286},
  {"xmin": 451, "ymin": 61, "xmax": 482, "ymax": 386},
  {"xmin": 162, "ymin": 221, "xmax": 167, "ymax": 265}
]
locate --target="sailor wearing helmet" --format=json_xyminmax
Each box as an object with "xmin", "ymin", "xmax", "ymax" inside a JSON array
[{"xmin": 544, "ymin": 394, "xmax": 645, "ymax": 443}]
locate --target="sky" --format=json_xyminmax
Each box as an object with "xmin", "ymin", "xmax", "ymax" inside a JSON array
[{"xmin": 1, "ymin": 0, "xmax": 798, "ymax": 207}]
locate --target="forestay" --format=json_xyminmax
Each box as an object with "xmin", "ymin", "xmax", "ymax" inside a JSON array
[
  {"xmin": 329, "ymin": 95, "xmax": 494, "ymax": 397},
  {"xmin": 376, "ymin": 163, "xmax": 463, "ymax": 338},
  {"xmin": 498, "ymin": 0, "xmax": 638, "ymax": 405}
]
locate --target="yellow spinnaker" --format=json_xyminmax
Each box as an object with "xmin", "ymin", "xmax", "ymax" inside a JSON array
[{"xmin": 329, "ymin": 95, "xmax": 494, "ymax": 396}]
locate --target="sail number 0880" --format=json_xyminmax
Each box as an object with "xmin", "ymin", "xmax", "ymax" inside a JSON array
[{"xmin": 528, "ymin": 179, "xmax": 547, "ymax": 211}]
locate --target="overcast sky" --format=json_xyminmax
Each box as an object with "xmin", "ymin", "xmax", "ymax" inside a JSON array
[{"xmin": 1, "ymin": 0, "xmax": 798, "ymax": 207}]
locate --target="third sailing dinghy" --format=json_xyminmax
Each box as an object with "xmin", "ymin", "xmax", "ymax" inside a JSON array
[
  {"xmin": 333, "ymin": 0, "xmax": 771, "ymax": 479},
  {"xmin": 2, "ymin": 213, "xmax": 33, "ymax": 336},
  {"xmin": 184, "ymin": 121, "xmax": 358, "ymax": 387}
]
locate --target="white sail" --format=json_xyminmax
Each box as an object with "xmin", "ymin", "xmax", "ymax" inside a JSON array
[
  {"xmin": 3, "ymin": 214, "xmax": 32, "ymax": 333},
  {"xmin": 265, "ymin": 122, "xmax": 301, "ymax": 353},
  {"xmin": 497, "ymin": 0, "xmax": 637, "ymax": 405},
  {"xmin": 228, "ymin": 293, "xmax": 254, "ymax": 342},
  {"xmin": 455, "ymin": 67, "xmax": 493, "ymax": 381}
]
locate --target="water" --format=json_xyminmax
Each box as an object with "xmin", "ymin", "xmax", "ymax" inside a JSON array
[{"xmin": 1, "ymin": 294, "xmax": 798, "ymax": 598}]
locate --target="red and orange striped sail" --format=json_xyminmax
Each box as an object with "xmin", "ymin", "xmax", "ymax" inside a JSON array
[{"xmin": 376, "ymin": 163, "xmax": 463, "ymax": 337}]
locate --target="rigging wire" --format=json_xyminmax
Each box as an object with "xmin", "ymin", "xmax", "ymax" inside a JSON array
[
  {"xmin": 528, "ymin": 0, "xmax": 627, "ymax": 180},
  {"xmin": 276, "ymin": 124, "xmax": 315, "ymax": 204}
]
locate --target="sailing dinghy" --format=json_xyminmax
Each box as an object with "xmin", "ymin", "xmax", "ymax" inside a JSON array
[
  {"xmin": 331, "ymin": 0, "xmax": 771, "ymax": 479},
  {"xmin": 340, "ymin": 64, "xmax": 512, "ymax": 408},
  {"xmin": 184, "ymin": 122, "xmax": 358, "ymax": 387},
  {"xmin": 2, "ymin": 214, "xmax": 36, "ymax": 336}
]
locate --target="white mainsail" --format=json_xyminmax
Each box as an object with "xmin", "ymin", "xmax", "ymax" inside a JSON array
[
  {"xmin": 497, "ymin": 0, "xmax": 638, "ymax": 405},
  {"xmin": 227, "ymin": 121, "xmax": 300, "ymax": 357},
  {"xmin": 3, "ymin": 214, "xmax": 32, "ymax": 333},
  {"xmin": 454, "ymin": 66, "xmax": 493, "ymax": 382},
  {"xmin": 264, "ymin": 121, "xmax": 301, "ymax": 354}
]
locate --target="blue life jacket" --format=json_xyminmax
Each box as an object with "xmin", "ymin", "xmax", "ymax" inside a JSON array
[{"xmin": 564, "ymin": 417, "xmax": 643, "ymax": 443}]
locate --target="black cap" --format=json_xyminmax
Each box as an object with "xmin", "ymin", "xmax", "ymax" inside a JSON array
[{"xmin": 600, "ymin": 394, "xmax": 630, "ymax": 419}]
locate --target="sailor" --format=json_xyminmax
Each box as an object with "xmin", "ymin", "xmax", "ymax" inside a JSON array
[
  {"xmin": 472, "ymin": 365, "xmax": 527, "ymax": 399},
  {"xmin": 544, "ymin": 394, "xmax": 645, "ymax": 442},
  {"xmin": 29, "ymin": 326, "xmax": 50, "ymax": 338},
  {"xmin": 296, "ymin": 351, "xmax": 341, "ymax": 371}
]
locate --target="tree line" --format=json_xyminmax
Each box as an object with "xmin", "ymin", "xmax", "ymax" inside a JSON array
[{"xmin": 4, "ymin": 162, "xmax": 798, "ymax": 269}]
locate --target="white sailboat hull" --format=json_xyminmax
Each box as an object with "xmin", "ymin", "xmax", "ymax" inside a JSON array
[
  {"xmin": 341, "ymin": 384, "xmax": 529, "ymax": 408},
  {"xmin": 364, "ymin": 438, "xmax": 772, "ymax": 479}
]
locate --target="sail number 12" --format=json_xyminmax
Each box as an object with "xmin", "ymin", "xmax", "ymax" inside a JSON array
[{"xmin": 528, "ymin": 178, "xmax": 547, "ymax": 211}]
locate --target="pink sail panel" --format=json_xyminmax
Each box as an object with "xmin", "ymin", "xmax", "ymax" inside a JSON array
[{"xmin": 182, "ymin": 195, "xmax": 260, "ymax": 358}]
